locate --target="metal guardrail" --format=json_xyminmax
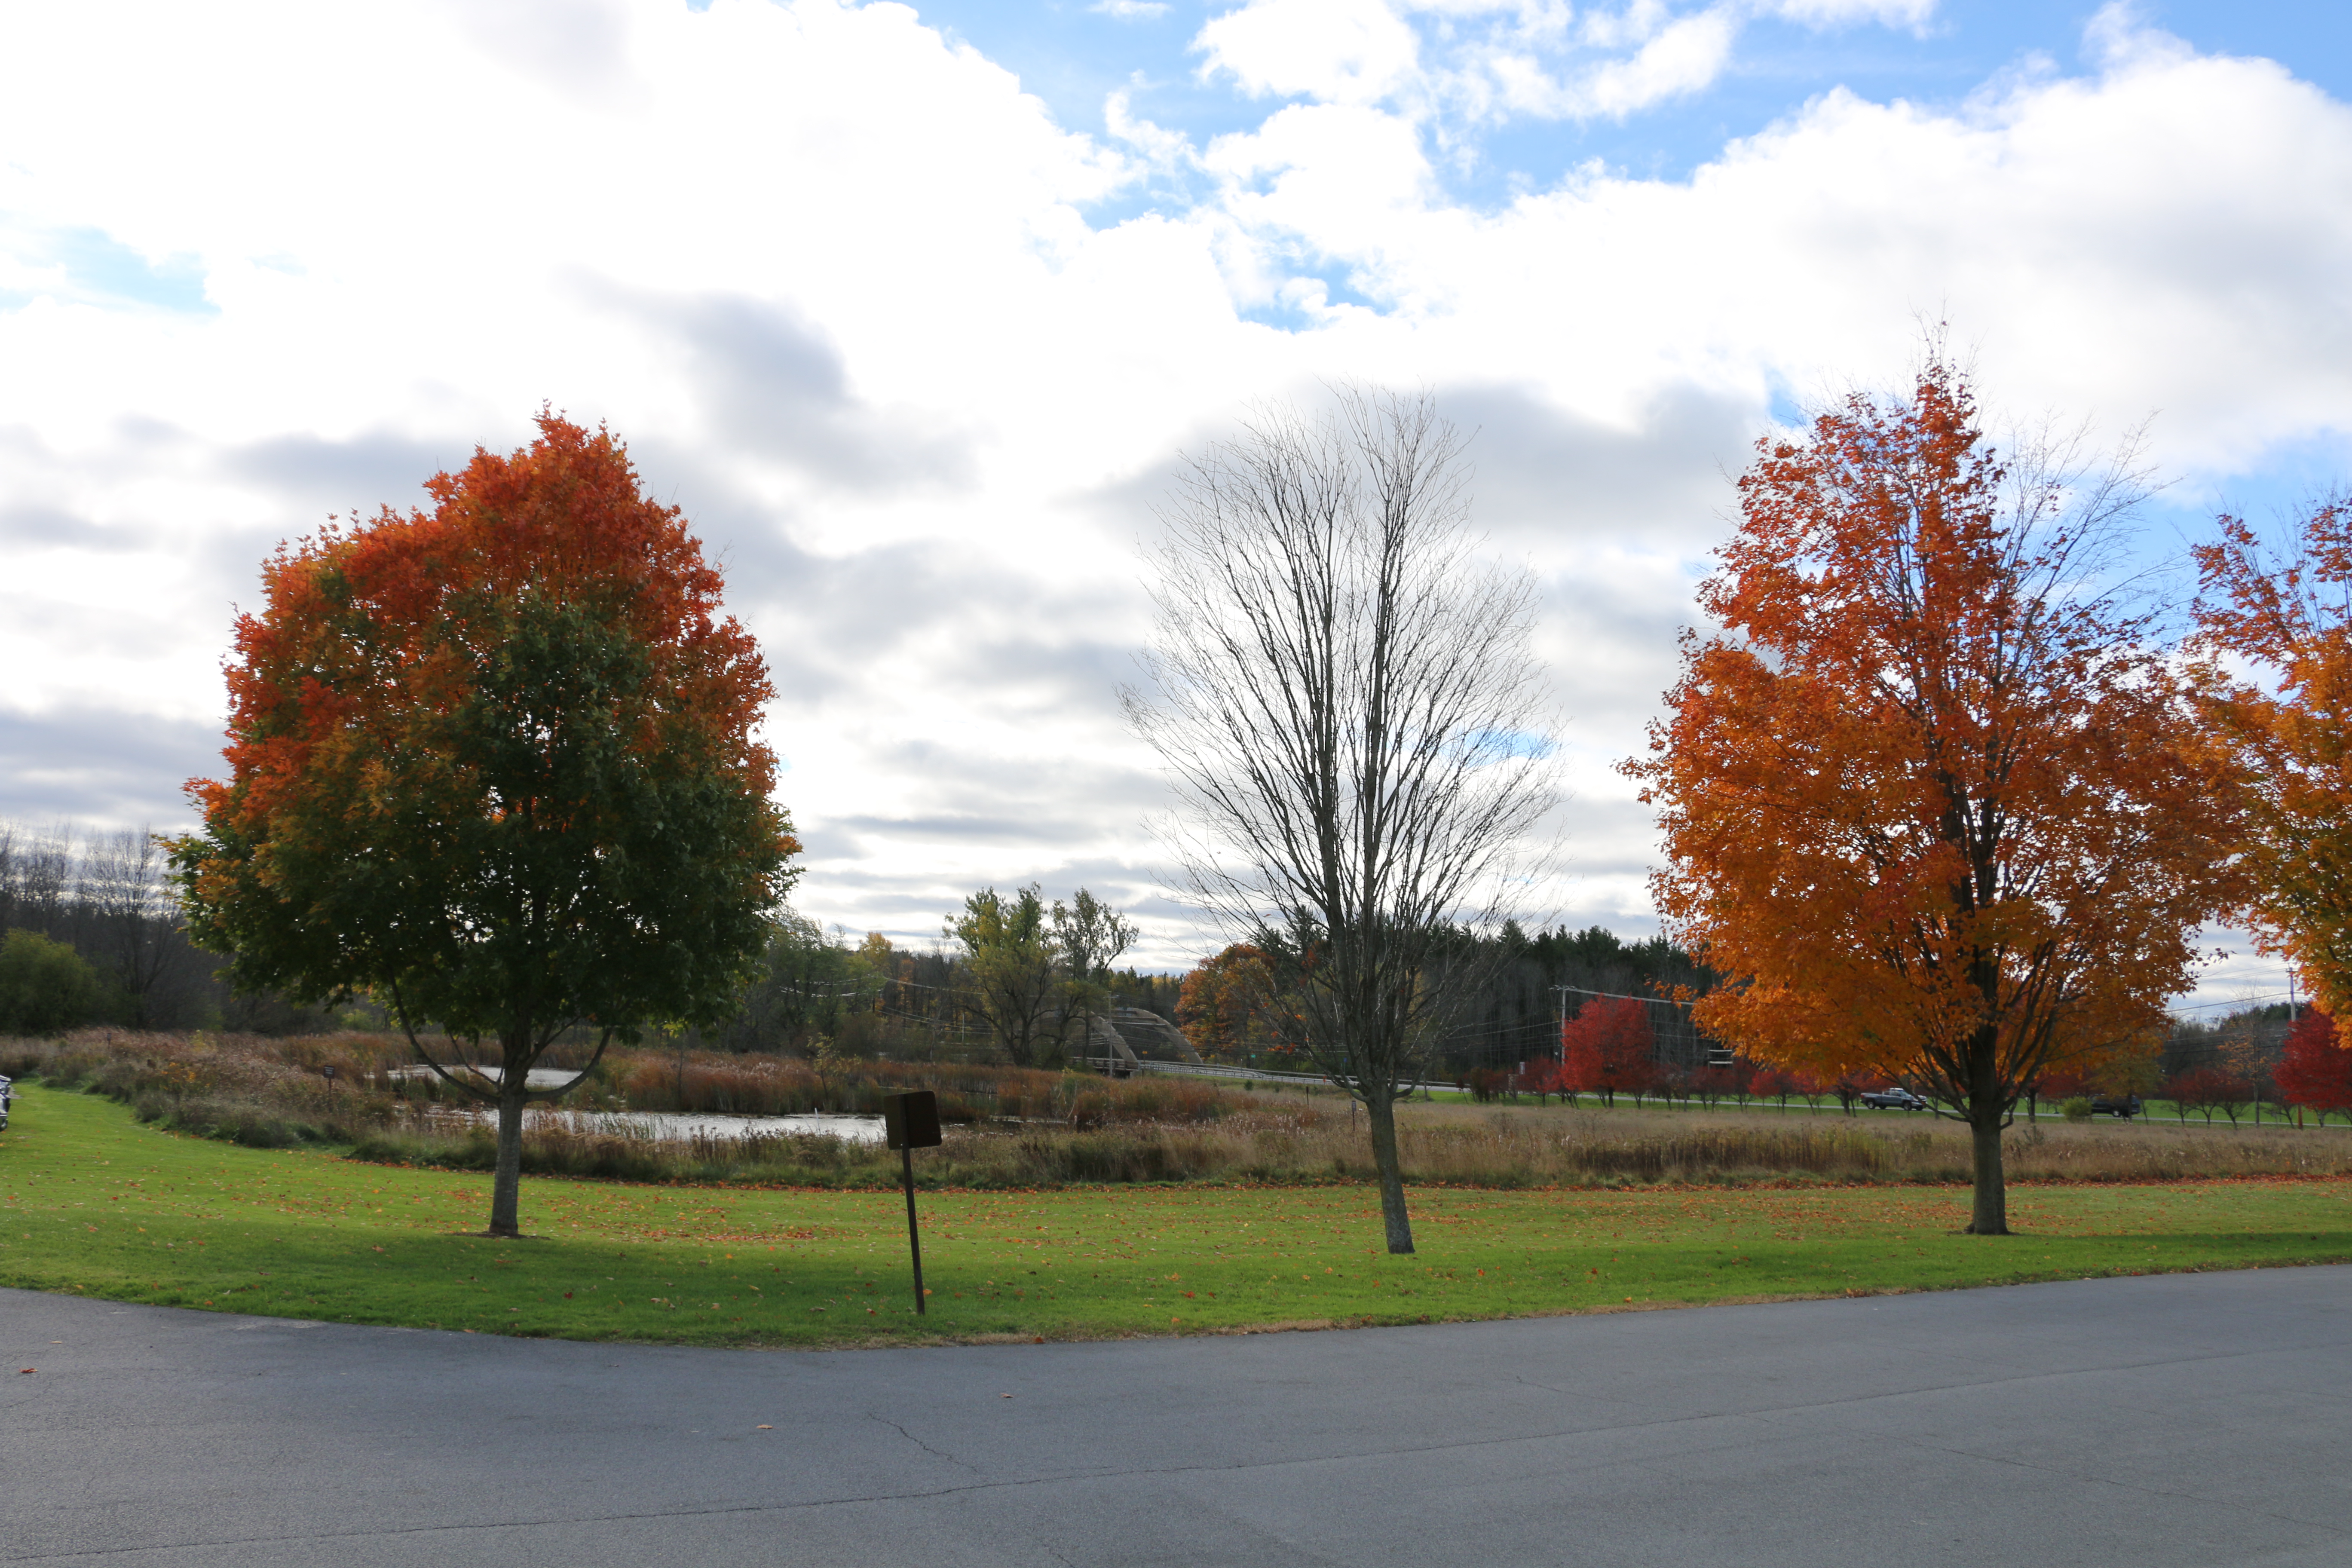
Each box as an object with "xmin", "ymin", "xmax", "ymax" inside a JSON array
[
  {"xmin": 1083, "ymin": 1057, "xmax": 1330, "ymax": 1086},
  {"xmin": 1077, "ymin": 1057, "xmax": 1451, "ymax": 1096}
]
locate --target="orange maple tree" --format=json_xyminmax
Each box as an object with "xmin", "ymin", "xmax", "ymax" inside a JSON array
[
  {"xmin": 2193, "ymin": 500, "xmax": 2352, "ymax": 1017},
  {"xmin": 173, "ymin": 413, "xmax": 799, "ymax": 1237},
  {"xmin": 1627, "ymin": 354, "xmax": 2243, "ymax": 1234},
  {"xmin": 1176, "ymin": 943, "xmax": 1280, "ymax": 1061}
]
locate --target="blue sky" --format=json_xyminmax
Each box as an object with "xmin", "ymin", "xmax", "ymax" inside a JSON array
[
  {"xmin": 898, "ymin": 0, "xmax": 2352, "ymax": 611},
  {"xmin": 910, "ymin": 2, "xmax": 2352, "ymax": 196},
  {"xmin": 1, "ymin": 0, "xmax": 2348, "ymax": 1005}
]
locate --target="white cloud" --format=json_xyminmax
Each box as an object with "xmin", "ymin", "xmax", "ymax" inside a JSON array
[
  {"xmin": 1184, "ymin": 0, "xmax": 1906, "ymax": 130},
  {"xmin": 1093, "ymin": 0, "xmax": 1171, "ymax": 18},
  {"xmin": 0, "ymin": 0, "xmax": 2343, "ymax": 994},
  {"xmin": 1575, "ymin": 0, "xmax": 1675, "ymax": 50},
  {"xmin": 1761, "ymin": 0, "xmax": 1937, "ymax": 31},
  {"xmin": 1193, "ymin": 0, "xmax": 1422, "ymax": 104},
  {"xmin": 1568, "ymin": 5, "xmax": 1739, "ymax": 118},
  {"xmin": 2081, "ymin": 0, "xmax": 2193, "ymax": 72}
]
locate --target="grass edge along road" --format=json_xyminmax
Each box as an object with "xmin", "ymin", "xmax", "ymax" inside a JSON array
[{"xmin": 7, "ymin": 1084, "xmax": 2352, "ymax": 1351}]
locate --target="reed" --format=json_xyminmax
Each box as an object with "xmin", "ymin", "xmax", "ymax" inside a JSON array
[
  {"xmin": 14, "ymin": 1029, "xmax": 2352, "ymax": 1190},
  {"xmin": 345, "ymin": 1102, "xmax": 2352, "ymax": 1191}
]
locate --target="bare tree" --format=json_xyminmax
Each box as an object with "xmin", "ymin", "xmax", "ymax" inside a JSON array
[
  {"xmin": 12, "ymin": 822, "xmax": 73, "ymax": 932},
  {"xmin": 1125, "ymin": 388, "xmax": 1556, "ymax": 1254},
  {"xmin": 79, "ymin": 827, "xmax": 189, "ymax": 1027}
]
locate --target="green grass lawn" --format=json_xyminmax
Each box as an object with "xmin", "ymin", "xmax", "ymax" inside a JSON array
[{"xmin": 7, "ymin": 1083, "xmax": 2352, "ymax": 1349}]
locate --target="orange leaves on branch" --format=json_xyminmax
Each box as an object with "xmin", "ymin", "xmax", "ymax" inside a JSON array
[
  {"xmin": 2192, "ymin": 500, "xmax": 2352, "ymax": 1017},
  {"xmin": 1625, "ymin": 349, "xmax": 2242, "ymax": 1167},
  {"xmin": 1176, "ymin": 944, "xmax": 1278, "ymax": 1060}
]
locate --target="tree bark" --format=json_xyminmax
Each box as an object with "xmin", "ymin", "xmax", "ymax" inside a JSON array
[
  {"xmin": 1965, "ymin": 1115, "xmax": 2008, "ymax": 1235},
  {"xmin": 1960, "ymin": 974, "xmax": 2011, "ymax": 1235},
  {"xmin": 489, "ymin": 1036, "xmax": 529, "ymax": 1238},
  {"xmin": 1363, "ymin": 1093, "xmax": 1415, "ymax": 1254}
]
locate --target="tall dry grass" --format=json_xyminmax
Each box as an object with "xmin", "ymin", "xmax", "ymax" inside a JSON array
[
  {"xmin": 347, "ymin": 1101, "xmax": 2352, "ymax": 1191},
  {"xmin": 0, "ymin": 1029, "xmax": 413, "ymax": 1147},
  {"xmin": 0, "ymin": 1029, "xmax": 1265, "ymax": 1153},
  {"xmin": 12, "ymin": 1029, "xmax": 2352, "ymax": 1189}
]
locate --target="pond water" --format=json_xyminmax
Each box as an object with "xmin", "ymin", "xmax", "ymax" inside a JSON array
[
  {"xmin": 384, "ymin": 1066, "xmax": 594, "ymax": 1091},
  {"xmin": 383, "ymin": 1066, "xmax": 890, "ymax": 1143},
  {"xmin": 428, "ymin": 1105, "xmax": 888, "ymax": 1145},
  {"xmin": 549, "ymin": 1110, "xmax": 887, "ymax": 1144}
]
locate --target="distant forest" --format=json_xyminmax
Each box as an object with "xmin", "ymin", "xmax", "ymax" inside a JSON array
[
  {"xmin": 1434, "ymin": 921, "xmax": 1721, "ymax": 1076},
  {"xmin": 0, "ymin": 818, "xmax": 2307, "ymax": 1094},
  {"xmin": 0, "ymin": 822, "xmax": 302, "ymax": 1034}
]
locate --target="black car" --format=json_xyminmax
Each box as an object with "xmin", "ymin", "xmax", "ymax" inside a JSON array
[
  {"xmin": 1860, "ymin": 1086, "xmax": 1931, "ymax": 1111},
  {"xmin": 2088, "ymin": 1093, "xmax": 2142, "ymax": 1118}
]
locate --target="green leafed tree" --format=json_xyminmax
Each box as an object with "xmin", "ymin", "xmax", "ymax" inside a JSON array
[
  {"xmin": 172, "ymin": 414, "xmax": 799, "ymax": 1237},
  {"xmin": 1053, "ymin": 888, "xmax": 1138, "ymax": 1057},
  {"xmin": 948, "ymin": 885, "xmax": 1063, "ymax": 1066},
  {"xmin": 947, "ymin": 885, "xmax": 1136, "ymax": 1066},
  {"xmin": 0, "ymin": 929, "xmax": 117, "ymax": 1035}
]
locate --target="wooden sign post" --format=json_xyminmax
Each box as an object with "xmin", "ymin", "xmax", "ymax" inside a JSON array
[{"xmin": 882, "ymin": 1090, "xmax": 942, "ymax": 1314}]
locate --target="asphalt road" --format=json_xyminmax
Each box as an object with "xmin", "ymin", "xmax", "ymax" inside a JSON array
[{"xmin": 6, "ymin": 1268, "xmax": 2350, "ymax": 1566}]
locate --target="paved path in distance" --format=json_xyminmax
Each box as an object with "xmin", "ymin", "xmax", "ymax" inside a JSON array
[{"xmin": 6, "ymin": 1268, "xmax": 2350, "ymax": 1566}]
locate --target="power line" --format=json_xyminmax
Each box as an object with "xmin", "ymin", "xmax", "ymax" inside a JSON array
[
  {"xmin": 1556, "ymin": 983, "xmax": 1698, "ymax": 1008},
  {"xmin": 2169, "ymin": 991, "xmax": 2294, "ymax": 1016}
]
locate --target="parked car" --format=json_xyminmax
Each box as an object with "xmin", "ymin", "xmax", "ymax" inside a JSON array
[
  {"xmin": 2088, "ymin": 1093, "xmax": 2142, "ymax": 1118},
  {"xmin": 1860, "ymin": 1085, "xmax": 1932, "ymax": 1111},
  {"xmin": 0, "ymin": 1074, "xmax": 11, "ymax": 1132}
]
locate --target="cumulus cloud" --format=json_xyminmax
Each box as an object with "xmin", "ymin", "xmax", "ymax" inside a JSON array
[
  {"xmin": 1762, "ymin": 0, "xmax": 1937, "ymax": 30},
  {"xmin": 1185, "ymin": 0, "xmax": 1933, "ymax": 128},
  {"xmin": 1566, "ymin": 6, "xmax": 1738, "ymax": 119},
  {"xmin": 0, "ymin": 0, "xmax": 2341, "ymax": 990},
  {"xmin": 1194, "ymin": 0, "xmax": 1423, "ymax": 104}
]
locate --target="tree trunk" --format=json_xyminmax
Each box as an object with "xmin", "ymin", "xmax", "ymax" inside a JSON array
[
  {"xmin": 489, "ymin": 1043, "xmax": 529, "ymax": 1238},
  {"xmin": 1965, "ymin": 1115, "xmax": 2008, "ymax": 1235},
  {"xmin": 1363, "ymin": 1093, "xmax": 1415, "ymax": 1255}
]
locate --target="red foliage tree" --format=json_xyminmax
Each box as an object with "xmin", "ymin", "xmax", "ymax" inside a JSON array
[
  {"xmin": 2167, "ymin": 1066, "xmax": 2250, "ymax": 1125},
  {"xmin": 1560, "ymin": 995, "xmax": 1656, "ymax": 1108},
  {"xmin": 2034, "ymin": 1066, "xmax": 2088, "ymax": 1118},
  {"xmin": 1832, "ymin": 1068, "xmax": 1888, "ymax": 1115},
  {"xmin": 2275, "ymin": 1008, "xmax": 2352, "ymax": 1125},
  {"xmin": 1511, "ymin": 1058, "xmax": 1561, "ymax": 1105}
]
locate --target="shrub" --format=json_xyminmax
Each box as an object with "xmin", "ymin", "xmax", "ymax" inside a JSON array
[
  {"xmin": 0, "ymin": 930, "xmax": 117, "ymax": 1035},
  {"xmin": 2061, "ymin": 1096, "xmax": 2094, "ymax": 1123}
]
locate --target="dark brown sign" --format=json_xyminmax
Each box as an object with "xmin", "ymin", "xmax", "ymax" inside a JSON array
[
  {"xmin": 883, "ymin": 1090, "xmax": 942, "ymax": 1150},
  {"xmin": 882, "ymin": 1090, "xmax": 940, "ymax": 1314}
]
